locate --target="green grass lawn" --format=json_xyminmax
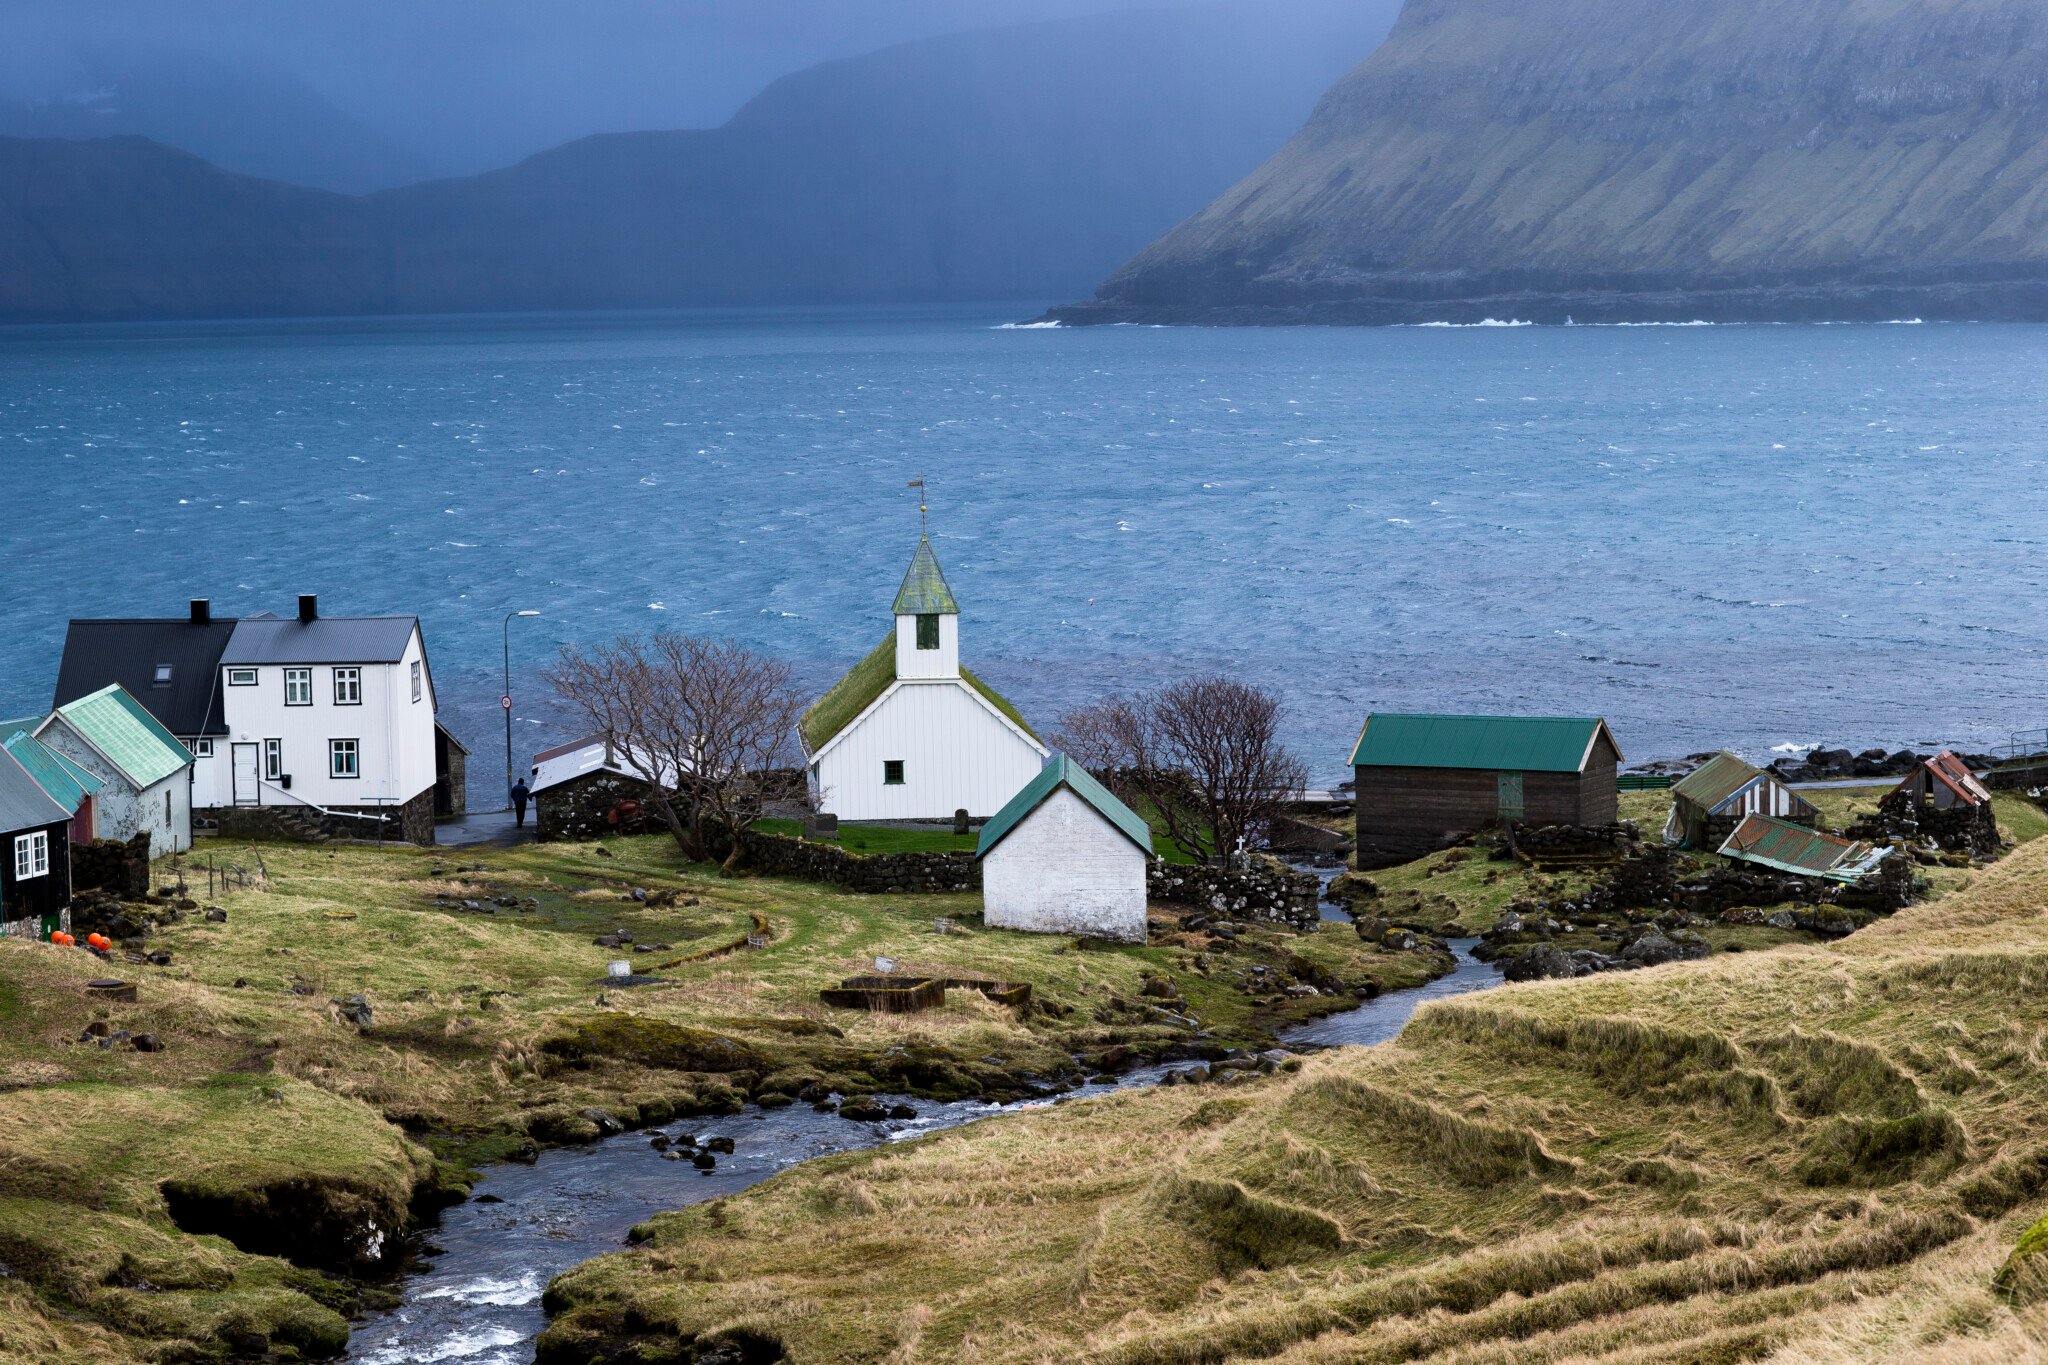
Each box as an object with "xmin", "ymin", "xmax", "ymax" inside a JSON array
[{"xmin": 753, "ymin": 818, "xmax": 978, "ymax": 854}]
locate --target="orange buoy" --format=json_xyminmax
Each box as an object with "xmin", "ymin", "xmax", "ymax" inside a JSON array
[{"xmin": 50, "ymin": 931, "xmax": 74, "ymax": 946}]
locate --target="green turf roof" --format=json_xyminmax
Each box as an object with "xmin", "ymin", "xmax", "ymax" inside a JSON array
[
  {"xmin": 892, "ymin": 536, "xmax": 960, "ymax": 615},
  {"xmin": 977, "ymin": 754, "xmax": 1152, "ymax": 860},
  {"xmin": 1348, "ymin": 714, "xmax": 1615, "ymax": 773},
  {"xmin": 802, "ymin": 635, "xmax": 1040, "ymax": 754},
  {"xmin": 1672, "ymin": 751, "xmax": 1764, "ymax": 811},
  {"xmin": 53, "ymin": 684, "xmax": 194, "ymax": 788}
]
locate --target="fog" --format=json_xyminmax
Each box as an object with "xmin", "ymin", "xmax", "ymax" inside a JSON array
[{"xmin": 0, "ymin": 0, "xmax": 1247, "ymax": 189}]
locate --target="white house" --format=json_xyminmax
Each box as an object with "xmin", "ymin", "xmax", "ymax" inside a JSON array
[
  {"xmin": 802, "ymin": 537, "xmax": 1048, "ymax": 822},
  {"xmin": 54, "ymin": 596, "xmax": 455, "ymax": 845},
  {"xmin": 976, "ymin": 754, "xmax": 1153, "ymax": 942},
  {"xmin": 213, "ymin": 598, "xmax": 442, "ymax": 843},
  {"xmin": 36, "ymin": 684, "xmax": 195, "ymax": 853}
]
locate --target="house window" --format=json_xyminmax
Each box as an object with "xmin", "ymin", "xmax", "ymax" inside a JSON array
[
  {"xmin": 227, "ymin": 667, "xmax": 258, "ymax": 687},
  {"xmin": 916, "ymin": 614, "xmax": 940, "ymax": 650},
  {"xmin": 410, "ymin": 660, "xmax": 422, "ymax": 703},
  {"xmin": 192, "ymin": 738, "xmax": 214, "ymax": 758},
  {"xmin": 13, "ymin": 831, "xmax": 48, "ymax": 880},
  {"xmin": 152, "ymin": 664, "xmax": 174, "ymax": 687},
  {"xmin": 333, "ymin": 667, "xmax": 362, "ymax": 705},
  {"xmin": 330, "ymin": 739, "xmax": 359, "ymax": 778},
  {"xmin": 883, "ymin": 759, "xmax": 905, "ymax": 785},
  {"xmin": 264, "ymin": 739, "xmax": 283, "ymax": 781},
  {"xmin": 284, "ymin": 668, "xmax": 312, "ymax": 706}
]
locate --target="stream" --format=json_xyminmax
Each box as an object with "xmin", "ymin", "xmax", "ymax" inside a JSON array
[{"xmin": 345, "ymin": 937, "xmax": 1501, "ymax": 1365}]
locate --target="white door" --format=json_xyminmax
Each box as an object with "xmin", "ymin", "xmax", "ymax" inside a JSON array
[{"xmin": 232, "ymin": 743, "xmax": 260, "ymax": 805}]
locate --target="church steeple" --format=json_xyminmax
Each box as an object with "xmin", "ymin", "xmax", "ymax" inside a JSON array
[{"xmin": 894, "ymin": 536, "xmax": 960, "ymax": 679}]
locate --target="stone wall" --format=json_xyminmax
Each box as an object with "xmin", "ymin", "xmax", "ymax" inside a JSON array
[
  {"xmin": 1848, "ymin": 791, "xmax": 2000, "ymax": 856},
  {"xmin": 734, "ymin": 829, "xmax": 979, "ymax": 894},
  {"xmin": 71, "ymin": 833, "xmax": 150, "ymax": 898},
  {"xmin": 205, "ymin": 787, "xmax": 437, "ymax": 846},
  {"xmin": 1145, "ymin": 857, "xmax": 1320, "ymax": 933},
  {"xmin": 536, "ymin": 771, "xmax": 659, "ymax": 843}
]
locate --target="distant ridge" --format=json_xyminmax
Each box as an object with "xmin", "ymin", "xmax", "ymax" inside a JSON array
[
  {"xmin": 1050, "ymin": 0, "xmax": 2048, "ymax": 326},
  {"xmin": 0, "ymin": 0, "xmax": 1399, "ymax": 324}
]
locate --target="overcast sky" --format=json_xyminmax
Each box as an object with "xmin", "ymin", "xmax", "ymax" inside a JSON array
[{"xmin": 0, "ymin": 0, "xmax": 1200, "ymax": 175}]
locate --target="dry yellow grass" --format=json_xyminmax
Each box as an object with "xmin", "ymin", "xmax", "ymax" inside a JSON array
[{"xmin": 539, "ymin": 822, "xmax": 2048, "ymax": 1364}]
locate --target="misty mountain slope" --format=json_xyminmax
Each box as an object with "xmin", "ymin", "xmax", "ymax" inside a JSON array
[
  {"xmin": 1054, "ymin": 0, "xmax": 2048, "ymax": 324},
  {"xmin": 0, "ymin": 0, "xmax": 1401, "ymax": 322},
  {"xmin": 375, "ymin": 0, "xmax": 1404, "ymax": 310},
  {"xmin": 0, "ymin": 50, "xmax": 437, "ymax": 193}
]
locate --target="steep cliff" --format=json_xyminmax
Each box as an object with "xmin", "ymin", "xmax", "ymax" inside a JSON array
[{"xmin": 1054, "ymin": 0, "xmax": 2048, "ymax": 324}]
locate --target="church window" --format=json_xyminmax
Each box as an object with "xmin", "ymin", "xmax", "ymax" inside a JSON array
[
  {"xmin": 916, "ymin": 614, "xmax": 940, "ymax": 650},
  {"xmin": 884, "ymin": 760, "xmax": 905, "ymax": 785}
]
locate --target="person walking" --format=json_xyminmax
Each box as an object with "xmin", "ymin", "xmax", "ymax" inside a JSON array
[{"xmin": 510, "ymin": 778, "xmax": 531, "ymax": 829}]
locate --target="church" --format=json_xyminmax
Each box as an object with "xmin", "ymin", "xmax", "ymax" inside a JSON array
[{"xmin": 802, "ymin": 537, "xmax": 1047, "ymax": 822}]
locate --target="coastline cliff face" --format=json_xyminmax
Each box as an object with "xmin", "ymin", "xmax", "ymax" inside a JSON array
[{"xmin": 1054, "ymin": 0, "xmax": 2048, "ymax": 324}]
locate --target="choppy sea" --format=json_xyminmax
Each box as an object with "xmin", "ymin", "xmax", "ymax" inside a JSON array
[{"xmin": 5, "ymin": 305, "xmax": 2044, "ymax": 792}]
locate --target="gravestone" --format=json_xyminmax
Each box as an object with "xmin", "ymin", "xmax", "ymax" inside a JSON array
[
  {"xmin": 953, "ymin": 808, "xmax": 971, "ymax": 836},
  {"xmin": 804, "ymin": 813, "xmax": 840, "ymax": 841}
]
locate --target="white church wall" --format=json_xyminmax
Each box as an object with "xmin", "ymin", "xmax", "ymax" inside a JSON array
[
  {"xmin": 982, "ymin": 787, "xmax": 1147, "ymax": 942},
  {"xmin": 816, "ymin": 681, "xmax": 1043, "ymax": 822}
]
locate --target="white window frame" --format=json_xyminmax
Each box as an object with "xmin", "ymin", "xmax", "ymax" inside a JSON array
[
  {"xmin": 284, "ymin": 667, "xmax": 312, "ymax": 706},
  {"xmin": 330, "ymin": 738, "xmax": 359, "ymax": 779},
  {"xmin": 227, "ymin": 667, "xmax": 258, "ymax": 687},
  {"xmin": 14, "ymin": 831, "xmax": 48, "ymax": 880},
  {"xmin": 333, "ymin": 667, "xmax": 362, "ymax": 705},
  {"xmin": 264, "ymin": 739, "xmax": 283, "ymax": 781},
  {"xmin": 410, "ymin": 660, "xmax": 422, "ymax": 703},
  {"xmin": 192, "ymin": 738, "xmax": 214, "ymax": 758}
]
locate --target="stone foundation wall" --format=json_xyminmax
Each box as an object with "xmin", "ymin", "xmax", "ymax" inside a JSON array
[
  {"xmin": 1145, "ymin": 857, "xmax": 1320, "ymax": 932},
  {"xmin": 70, "ymin": 833, "xmax": 150, "ymax": 898},
  {"xmin": 735, "ymin": 830, "xmax": 979, "ymax": 894},
  {"xmin": 1848, "ymin": 792, "xmax": 2000, "ymax": 856},
  {"xmin": 536, "ymin": 771, "xmax": 660, "ymax": 842},
  {"xmin": 204, "ymin": 787, "xmax": 437, "ymax": 846}
]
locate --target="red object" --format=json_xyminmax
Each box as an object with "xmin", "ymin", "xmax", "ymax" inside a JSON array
[
  {"xmin": 69, "ymin": 793, "xmax": 96, "ymax": 845},
  {"xmin": 501, "ymin": 695, "xmax": 513, "ymax": 710},
  {"xmin": 607, "ymin": 799, "xmax": 643, "ymax": 826},
  {"xmin": 50, "ymin": 931, "xmax": 74, "ymax": 946},
  {"xmin": 86, "ymin": 933, "xmax": 112, "ymax": 951}
]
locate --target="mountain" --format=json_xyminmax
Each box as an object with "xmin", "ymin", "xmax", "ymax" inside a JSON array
[
  {"xmin": 0, "ymin": 0, "xmax": 1402, "ymax": 324},
  {"xmin": 1051, "ymin": 0, "xmax": 2048, "ymax": 325},
  {"xmin": 0, "ymin": 49, "xmax": 437, "ymax": 193}
]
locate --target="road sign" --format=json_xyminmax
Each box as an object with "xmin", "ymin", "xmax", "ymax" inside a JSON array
[{"xmin": 500, "ymin": 695, "xmax": 512, "ymax": 710}]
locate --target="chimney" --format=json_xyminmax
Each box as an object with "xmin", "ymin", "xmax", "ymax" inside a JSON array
[
  {"xmin": 298, "ymin": 594, "xmax": 318, "ymax": 624},
  {"xmin": 189, "ymin": 598, "xmax": 211, "ymax": 626}
]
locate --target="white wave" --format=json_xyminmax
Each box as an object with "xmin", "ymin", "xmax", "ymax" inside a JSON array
[
  {"xmin": 993, "ymin": 320, "xmax": 1061, "ymax": 329},
  {"xmin": 418, "ymin": 1272, "xmax": 542, "ymax": 1307},
  {"xmin": 1771, "ymin": 742, "xmax": 1819, "ymax": 754},
  {"xmin": 1602, "ymin": 320, "xmax": 1716, "ymax": 327},
  {"xmin": 443, "ymin": 541, "xmax": 479, "ymax": 549},
  {"xmin": 1407, "ymin": 318, "xmax": 1534, "ymax": 328},
  {"xmin": 357, "ymin": 1325, "xmax": 526, "ymax": 1364}
]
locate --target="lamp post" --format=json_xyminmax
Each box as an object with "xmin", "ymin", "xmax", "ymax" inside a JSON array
[{"xmin": 503, "ymin": 610, "xmax": 540, "ymax": 810}]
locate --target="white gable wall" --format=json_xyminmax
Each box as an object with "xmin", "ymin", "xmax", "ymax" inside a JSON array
[
  {"xmin": 894, "ymin": 612, "xmax": 960, "ymax": 679},
  {"xmin": 814, "ymin": 680, "xmax": 1044, "ymax": 822},
  {"xmin": 982, "ymin": 786, "xmax": 1147, "ymax": 942}
]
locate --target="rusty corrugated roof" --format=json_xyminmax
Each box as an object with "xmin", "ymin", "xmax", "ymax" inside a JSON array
[
  {"xmin": 1719, "ymin": 814, "xmax": 1885, "ymax": 881},
  {"xmin": 1923, "ymin": 751, "xmax": 1992, "ymax": 807},
  {"xmin": 1671, "ymin": 751, "xmax": 1762, "ymax": 811}
]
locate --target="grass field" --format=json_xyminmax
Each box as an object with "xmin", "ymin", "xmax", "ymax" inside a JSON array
[
  {"xmin": 539, "ymin": 824, "xmax": 2048, "ymax": 1365},
  {"xmin": 0, "ymin": 832, "xmax": 1437, "ymax": 1362}
]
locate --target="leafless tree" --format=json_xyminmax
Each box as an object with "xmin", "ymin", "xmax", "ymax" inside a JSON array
[
  {"xmin": 547, "ymin": 633, "xmax": 807, "ymax": 873},
  {"xmin": 1053, "ymin": 676, "xmax": 1306, "ymax": 865}
]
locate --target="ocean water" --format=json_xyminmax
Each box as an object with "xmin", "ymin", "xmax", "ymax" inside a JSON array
[{"xmin": 5, "ymin": 306, "xmax": 2047, "ymax": 791}]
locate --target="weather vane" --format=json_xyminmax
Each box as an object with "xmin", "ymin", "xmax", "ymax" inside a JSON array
[{"xmin": 907, "ymin": 474, "xmax": 928, "ymax": 534}]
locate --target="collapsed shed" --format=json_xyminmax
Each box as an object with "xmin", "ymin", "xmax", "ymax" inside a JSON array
[
  {"xmin": 1718, "ymin": 814, "xmax": 1888, "ymax": 883},
  {"xmin": 1665, "ymin": 752, "xmax": 1816, "ymax": 850},
  {"xmin": 1892, "ymin": 751, "xmax": 1992, "ymax": 812}
]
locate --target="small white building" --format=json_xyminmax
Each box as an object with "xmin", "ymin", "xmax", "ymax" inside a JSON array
[
  {"xmin": 802, "ymin": 537, "xmax": 1048, "ymax": 822},
  {"xmin": 976, "ymin": 754, "xmax": 1153, "ymax": 942},
  {"xmin": 36, "ymin": 684, "xmax": 195, "ymax": 853}
]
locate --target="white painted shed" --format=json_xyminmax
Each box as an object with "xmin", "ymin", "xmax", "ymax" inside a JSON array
[{"xmin": 976, "ymin": 754, "xmax": 1153, "ymax": 943}]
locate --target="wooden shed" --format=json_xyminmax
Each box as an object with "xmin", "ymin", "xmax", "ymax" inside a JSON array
[
  {"xmin": 1348, "ymin": 714, "xmax": 1622, "ymax": 868},
  {"xmin": 1891, "ymin": 751, "xmax": 1991, "ymax": 812},
  {"xmin": 0, "ymin": 741, "xmax": 75, "ymax": 941},
  {"xmin": 1664, "ymin": 752, "xmax": 1816, "ymax": 850}
]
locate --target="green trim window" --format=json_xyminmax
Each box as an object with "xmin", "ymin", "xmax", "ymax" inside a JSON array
[
  {"xmin": 330, "ymin": 738, "xmax": 359, "ymax": 779},
  {"xmin": 884, "ymin": 759, "xmax": 905, "ymax": 786},
  {"xmin": 916, "ymin": 613, "xmax": 940, "ymax": 650}
]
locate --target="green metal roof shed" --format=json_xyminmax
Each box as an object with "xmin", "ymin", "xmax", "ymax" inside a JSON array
[
  {"xmin": 1348, "ymin": 714, "xmax": 1619, "ymax": 774},
  {"xmin": 46, "ymin": 684, "xmax": 194, "ymax": 789},
  {"xmin": 2, "ymin": 728, "xmax": 103, "ymax": 814},
  {"xmin": 977, "ymin": 755, "xmax": 1154, "ymax": 860}
]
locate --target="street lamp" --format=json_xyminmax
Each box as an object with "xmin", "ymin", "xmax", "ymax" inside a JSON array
[{"xmin": 504, "ymin": 610, "xmax": 541, "ymax": 810}]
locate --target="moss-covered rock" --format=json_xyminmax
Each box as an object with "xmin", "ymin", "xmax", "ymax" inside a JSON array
[{"xmin": 541, "ymin": 1013, "xmax": 763, "ymax": 1072}]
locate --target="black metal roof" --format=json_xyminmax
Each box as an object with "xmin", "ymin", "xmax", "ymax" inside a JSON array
[
  {"xmin": 221, "ymin": 614, "xmax": 418, "ymax": 665},
  {"xmin": 53, "ymin": 619, "xmax": 239, "ymax": 738}
]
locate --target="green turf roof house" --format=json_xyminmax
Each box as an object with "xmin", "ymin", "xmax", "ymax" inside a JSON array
[
  {"xmin": 35, "ymin": 683, "xmax": 196, "ymax": 854},
  {"xmin": 1348, "ymin": 713, "xmax": 1622, "ymax": 868},
  {"xmin": 803, "ymin": 536, "xmax": 1047, "ymax": 823}
]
